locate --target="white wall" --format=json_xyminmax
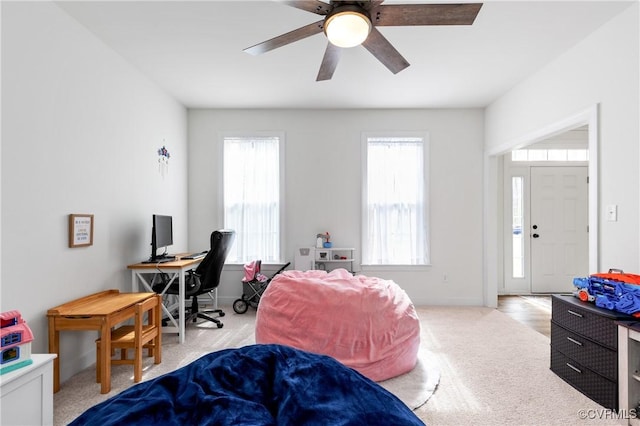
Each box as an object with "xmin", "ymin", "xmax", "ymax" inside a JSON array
[
  {"xmin": 485, "ymin": 3, "xmax": 639, "ymax": 280},
  {"xmin": 1, "ymin": 2, "xmax": 187, "ymax": 382},
  {"xmin": 188, "ymin": 108, "xmax": 485, "ymax": 306}
]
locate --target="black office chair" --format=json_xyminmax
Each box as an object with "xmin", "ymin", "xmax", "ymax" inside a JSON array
[{"xmin": 155, "ymin": 229, "xmax": 235, "ymax": 328}]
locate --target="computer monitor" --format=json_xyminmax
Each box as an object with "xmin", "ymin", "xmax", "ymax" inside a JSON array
[{"xmin": 151, "ymin": 214, "xmax": 173, "ymax": 261}]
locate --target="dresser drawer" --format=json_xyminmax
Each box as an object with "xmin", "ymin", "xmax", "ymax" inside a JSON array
[
  {"xmin": 551, "ymin": 321, "xmax": 617, "ymax": 381},
  {"xmin": 551, "ymin": 349, "xmax": 617, "ymax": 410},
  {"xmin": 551, "ymin": 295, "xmax": 626, "ymax": 349}
]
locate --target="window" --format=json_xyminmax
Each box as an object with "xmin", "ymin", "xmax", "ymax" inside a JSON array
[
  {"xmin": 511, "ymin": 176, "xmax": 524, "ymax": 278},
  {"xmin": 223, "ymin": 135, "xmax": 283, "ymax": 263},
  {"xmin": 511, "ymin": 148, "xmax": 588, "ymax": 162},
  {"xmin": 362, "ymin": 134, "xmax": 429, "ymax": 265}
]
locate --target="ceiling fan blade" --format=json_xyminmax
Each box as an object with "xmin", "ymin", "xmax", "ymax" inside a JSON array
[
  {"xmin": 281, "ymin": 0, "xmax": 332, "ymax": 15},
  {"xmin": 316, "ymin": 43, "xmax": 342, "ymax": 81},
  {"xmin": 369, "ymin": 0, "xmax": 385, "ymax": 8},
  {"xmin": 244, "ymin": 20, "xmax": 324, "ymax": 56},
  {"xmin": 361, "ymin": 27, "xmax": 409, "ymax": 74},
  {"xmin": 372, "ymin": 3, "xmax": 483, "ymax": 26}
]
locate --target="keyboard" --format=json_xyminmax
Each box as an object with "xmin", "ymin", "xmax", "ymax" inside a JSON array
[
  {"xmin": 182, "ymin": 251, "xmax": 207, "ymax": 260},
  {"xmin": 141, "ymin": 256, "xmax": 176, "ymax": 264}
]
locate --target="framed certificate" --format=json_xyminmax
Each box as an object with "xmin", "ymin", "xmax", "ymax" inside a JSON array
[{"xmin": 69, "ymin": 214, "xmax": 94, "ymax": 248}]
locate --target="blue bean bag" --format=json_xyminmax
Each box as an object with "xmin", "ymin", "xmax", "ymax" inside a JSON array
[{"xmin": 70, "ymin": 344, "xmax": 425, "ymax": 426}]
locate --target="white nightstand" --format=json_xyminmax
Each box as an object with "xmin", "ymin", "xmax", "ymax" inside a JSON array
[{"xmin": 0, "ymin": 354, "xmax": 57, "ymax": 426}]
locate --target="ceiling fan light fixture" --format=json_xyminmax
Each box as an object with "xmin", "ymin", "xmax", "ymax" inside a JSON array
[{"xmin": 324, "ymin": 8, "xmax": 372, "ymax": 48}]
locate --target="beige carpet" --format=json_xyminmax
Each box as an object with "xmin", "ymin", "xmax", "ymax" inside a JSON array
[
  {"xmin": 54, "ymin": 306, "xmax": 626, "ymax": 425},
  {"xmin": 412, "ymin": 306, "xmax": 625, "ymax": 426},
  {"xmin": 54, "ymin": 307, "xmax": 437, "ymax": 425}
]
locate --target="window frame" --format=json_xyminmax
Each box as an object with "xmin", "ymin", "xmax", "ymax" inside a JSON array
[
  {"xmin": 360, "ymin": 131, "xmax": 431, "ymax": 269},
  {"xmin": 218, "ymin": 131, "xmax": 286, "ymax": 264}
]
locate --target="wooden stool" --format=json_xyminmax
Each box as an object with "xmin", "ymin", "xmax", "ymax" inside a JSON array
[{"xmin": 96, "ymin": 294, "xmax": 162, "ymax": 383}]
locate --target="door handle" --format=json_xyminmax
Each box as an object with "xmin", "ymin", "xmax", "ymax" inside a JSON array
[{"xmin": 532, "ymin": 233, "xmax": 539, "ymax": 238}]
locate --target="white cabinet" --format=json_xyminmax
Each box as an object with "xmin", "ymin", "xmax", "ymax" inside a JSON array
[
  {"xmin": 294, "ymin": 247, "xmax": 355, "ymax": 273},
  {"xmin": 618, "ymin": 323, "xmax": 640, "ymax": 424},
  {"xmin": 0, "ymin": 354, "xmax": 56, "ymax": 426}
]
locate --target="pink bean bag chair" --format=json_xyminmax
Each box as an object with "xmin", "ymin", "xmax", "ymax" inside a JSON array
[{"xmin": 255, "ymin": 268, "xmax": 420, "ymax": 381}]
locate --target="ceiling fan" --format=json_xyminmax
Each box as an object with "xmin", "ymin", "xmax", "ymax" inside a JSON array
[{"xmin": 244, "ymin": 1, "xmax": 483, "ymax": 81}]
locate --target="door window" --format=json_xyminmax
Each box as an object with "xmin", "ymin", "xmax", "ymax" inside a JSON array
[{"xmin": 511, "ymin": 176, "xmax": 524, "ymax": 278}]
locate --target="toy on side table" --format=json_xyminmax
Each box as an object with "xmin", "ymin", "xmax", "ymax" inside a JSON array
[
  {"xmin": 0, "ymin": 310, "xmax": 34, "ymax": 375},
  {"xmin": 573, "ymin": 268, "xmax": 640, "ymax": 317}
]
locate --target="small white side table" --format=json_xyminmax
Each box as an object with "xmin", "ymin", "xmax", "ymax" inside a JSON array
[{"xmin": 0, "ymin": 354, "xmax": 57, "ymax": 426}]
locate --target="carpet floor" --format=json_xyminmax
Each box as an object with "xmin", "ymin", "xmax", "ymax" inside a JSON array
[
  {"xmin": 412, "ymin": 306, "xmax": 625, "ymax": 426},
  {"xmin": 54, "ymin": 305, "xmax": 626, "ymax": 425}
]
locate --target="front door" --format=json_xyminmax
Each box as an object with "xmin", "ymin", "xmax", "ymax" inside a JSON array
[{"xmin": 530, "ymin": 166, "xmax": 588, "ymax": 293}]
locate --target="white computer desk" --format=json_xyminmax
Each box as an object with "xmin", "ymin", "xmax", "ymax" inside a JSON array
[{"xmin": 128, "ymin": 256, "xmax": 203, "ymax": 344}]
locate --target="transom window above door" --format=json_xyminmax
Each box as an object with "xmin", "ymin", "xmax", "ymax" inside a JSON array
[{"xmin": 511, "ymin": 149, "xmax": 588, "ymax": 162}]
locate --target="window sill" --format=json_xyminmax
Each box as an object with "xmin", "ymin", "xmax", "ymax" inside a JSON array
[
  {"xmin": 224, "ymin": 262, "xmax": 289, "ymax": 272},
  {"xmin": 360, "ymin": 264, "xmax": 431, "ymax": 273}
]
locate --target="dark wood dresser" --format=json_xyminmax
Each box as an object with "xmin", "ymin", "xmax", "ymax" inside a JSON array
[{"xmin": 551, "ymin": 294, "xmax": 634, "ymax": 409}]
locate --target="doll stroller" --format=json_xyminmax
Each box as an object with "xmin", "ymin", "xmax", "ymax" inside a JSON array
[{"xmin": 232, "ymin": 260, "xmax": 290, "ymax": 314}]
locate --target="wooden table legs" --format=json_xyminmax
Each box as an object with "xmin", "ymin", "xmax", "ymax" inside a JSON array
[{"xmin": 47, "ymin": 317, "xmax": 60, "ymax": 393}]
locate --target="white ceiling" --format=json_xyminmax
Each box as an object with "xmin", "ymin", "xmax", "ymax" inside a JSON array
[{"xmin": 55, "ymin": 1, "xmax": 634, "ymax": 109}]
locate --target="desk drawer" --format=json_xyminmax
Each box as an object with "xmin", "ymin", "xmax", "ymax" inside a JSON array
[
  {"xmin": 550, "ymin": 349, "xmax": 617, "ymax": 410},
  {"xmin": 551, "ymin": 321, "xmax": 617, "ymax": 381},
  {"xmin": 551, "ymin": 297, "xmax": 618, "ymax": 349}
]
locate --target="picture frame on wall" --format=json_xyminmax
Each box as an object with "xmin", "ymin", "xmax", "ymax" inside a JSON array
[{"xmin": 69, "ymin": 214, "xmax": 94, "ymax": 248}]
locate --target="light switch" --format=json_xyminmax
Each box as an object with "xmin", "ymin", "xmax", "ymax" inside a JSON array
[{"xmin": 607, "ymin": 204, "xmax": 618, "ymax": 222}]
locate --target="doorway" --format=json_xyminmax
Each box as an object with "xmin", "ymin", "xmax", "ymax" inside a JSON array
[
  {"xmin": 502, "ymin": 127, "xmax": 590, "ymax": 294},
  {"xmin": 484, "ymin": 104, "xmax": 598, "ymax": 307}
]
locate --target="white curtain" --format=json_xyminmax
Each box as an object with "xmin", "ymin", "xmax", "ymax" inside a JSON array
[
  {"xmin": 365, "ymin": 138, "xmax": 427, "ymax": 265},
  {"xmin": 224, "ymin": 137, "xmax": 280, "ymax": 263}
]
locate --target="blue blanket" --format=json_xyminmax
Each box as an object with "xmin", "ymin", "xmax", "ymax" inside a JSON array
[{"xmin": 70, "ymin": 344, "xmax": 425, "ymax": 425}]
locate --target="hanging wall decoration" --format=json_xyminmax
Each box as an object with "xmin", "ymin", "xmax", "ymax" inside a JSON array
[
  {"xmin": 158, "ymin": 145, "xmax": 170, "ymax": 178},
  {"xmin": 69, "ymin": 214, "xmax": 94, "ymax": 248}
]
